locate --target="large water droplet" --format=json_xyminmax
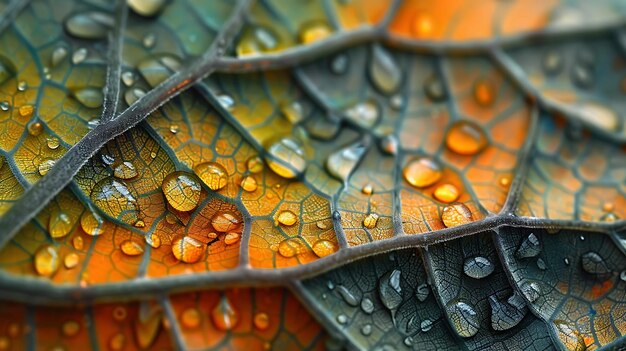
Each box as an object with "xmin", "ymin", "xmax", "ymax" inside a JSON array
[
  {"xmin": 403, "ymin": 158, "xmax": 442, "ymax": 188},
  {"xmin": 516, "ymin": 233, "xmax": 541, "ymax": 259},
  {"xmin": 325, "ymin": 140, "xmax": 368, "ymax": 182},
  {"xmin": 342, "ymin": 100, "xmax": 380, "ymax": 128},
  {"xmin": 378, "ymin": 269, "xmax": 402, "ymax": 310},
  {"xmin": 162, "ymin": 172, "xmax": 202, "ymax": 212},
  {"xmin": 172, "ymin": 236, "xmax": 204, "ymax": 263},
  {"xmin": 48, "ymin": 210, "xmax": 73, "ymax": 239},
  {"xmin": 446, "ymin": 121, "xmax": 488, "ymax": 156},
  {"xmin": 369, "ymin": 44, "xmax": 401, "ymax": 95},
  {"xmin": 336, "ymin": 285, "xmax": 359, "ymax": 307},
  {"xmin": 65, "ymin": 11, "xmax": 114, "ymax": 40},
  {"xmin": 127, "ymin": 0, "xmax": 167, "ymax": 17},
  {"xmin": 463, "ymin": 256, "xmax": 494, "ymax": 279},
  {"xmin": 34, "ymin": 245, "xmax": 59, "ymax": 277},
  {"xmin": 489, "ymin": 292, "xmax": 527, "ymax": 331},
  {"xmin": 212, "ymin": 295, "xmax": 238, "ymax": 331},
  {"xmin": 71, "ymin": 87, "xmax": 104, "ymax": 108},
  {"xmin": 265, "ymin": 137, "xmax": 307, "ymax": 179},
  {"xmin": 581, "ymin": 251, "xmax": 610, "ymax": 276},
  {"xmin": 446, "ymin": 300, "xmax": 479, "ymax": 338},
  {"xmin": 137, "ymin": 54, "xmax": 182, "ymax": 87},
  {"xmin": 441, "ymin": 203, "xmax": 473, "ymax": 228},
  {"xmin": 194, "ymin": 162, "xmax": 228, "ymax": 191},
  {"xmin": 90, "ymin": 178, "xmax": 139, "ymax": 224}
]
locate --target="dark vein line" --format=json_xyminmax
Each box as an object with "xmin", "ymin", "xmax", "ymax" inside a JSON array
[
  {"xmin": 160, "ymin": 296, "xmax": 186, "ymax": 351},
  {"xmin": 99, "ymin": 0, "xmax": 127, "ymax": 123},
  {"xmin": 0, "ymin": 0, "xmax": 252, "ymax": 248},
  {"xmin": 0, "ymin": 214, "xmax": 621, "ymax": 305}
]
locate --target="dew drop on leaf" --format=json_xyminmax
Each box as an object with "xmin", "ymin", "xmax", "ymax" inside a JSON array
[
  {"xmin": 463, "ymin": 256, "xmax": 494, "ymax": 279},
  {"xmin": 48, "ymin": 209, "xmax": 73, "ymax": 238},
  {"xmin": 211, "ymin": 211, "xmax": 241, "ymax": 232},
  {"xmin": 403, "ymin": 158, "xmax": 442, "ymax": 188},
  {"xmin": 194, "ymin": 162, "xmax": 228, "ymax": 191},
  {"xmin": 137, "ymin": 54, "xmax": 182, "ymax": 88},
  {"xmin": 91, "ymin": 178, "xmax": 139, "ymax": 224},
  {"xmin": 312, "ymin": 240, "xmax": 336, "ymax": 258},
  {"xmin": 212, "ymin": 295, "xmax": 238, "ymax": 331},
  {"xmin": 433, "ymin": 183, "xmax": 460, "ymax": 203},
  {"xmin": 378, "ymin": 269, "xmax": 402, "ymax": 310},
  {"xmin": 127, "ymin": 0, "xmax": 167, "ymax": 17},
  {"xmin": 34, "ymin": 245, "xmax": 59, "ymax": 277},
  {"xmin": 240, "ymin": 175, "xmax": 257, "ymax": 192},
  {"xmin": 253, "ymin": 312, "xmax": 269, "ymax": 330},
  {"xmin": 180, "ymin": 308, "xmax": 201, "ymax": 329},
  {"xmin": 265, "ymin": 137, "xmax": 307, "ymax": 179},
  {"xmin": 162, "ymin": 171, "xmax": 202, "ymax": 212},
  {"xmin": 64, "ymin": 11, "xmax": 114, "ymax": 40},
  {"xmin": 120, "ymin": 240, "xmax": 144, "ymax": 256},
  {"xmin": 441, "ymin": 203, "xmax": 473, "ymax": 228},
  {"xmin": 277, "ymin": 210, "xmax": 298, "ymax": 226},
  {"xmin": 171, "ymin": 236, "xmax": 204, "ymax": 263},
  {"xmin": 446, "ymin": 300, "xmax": 479, "ymax": 338},
  {"xmin": 446, "ymin": 121, "xmax": 488, "ymax": 156},
  {"xmin": 516, "ymin": 233, "xmax": 541, "ymax": 259},
  {"xmin": 369, "ymin": 44, "xmax": 401, "ymax": 95},
  {"xmin": 325, "ymin": 140, "xmax": 368, "ymax": 182}
]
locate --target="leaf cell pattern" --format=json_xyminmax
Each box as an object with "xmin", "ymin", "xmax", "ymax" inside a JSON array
[{"xmin": 0, "ymin": 0, "xmax": 625, "ymax": 350}]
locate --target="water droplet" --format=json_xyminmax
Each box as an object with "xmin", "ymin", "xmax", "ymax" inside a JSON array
[
  {"xmin": 172, "ymin": 236, "xmax": 204, "ymax": 263},
  {"xmin": 34, "ymin": 245, "xmax": 59, "ymax": 277},
  {"xmin": 433, "ymin": 183, "xmax": 460, "ymax": 203},
  {"xmin": 536, "ymin": 258, "xmax": 547, "ymax": 270},
  {"xmin": 254, "ymin": 312, "xmax": 269, "ymax": 330},
  {"xmin": 403, "ymin": 337, "xmax": 413, "ymax": 347},
  {"xmin": 379, "ymin": 134, "xmax": 398, "ymax": 155},
  {"xmin": 212, "ymin": 295, "xmax": 238, "ymax": 331},
  {"xmin": 378, "ymin": 269, "xmax": 402, "ymax": 310},
  {"xmin": 330, "ymin": 54, "xmax": 348, "ymax": 75},
  {"xmin": 62, "ymin": 320, "xmax": 80, "ymax": 337},
  {"xmin": 181, "ymin": 308, "xmax": 201, "ymax": 329},
  {"xmin": 446, "ymin": 300, "xmax": 479, "ymax": 338},
  {"xmin": 17, "ymin": 80, "xmax": 27, "ymax": 91},
  {"xmin": 80, "ymin": 209, "xmax": 105, "ymax": 236},
  {"xmin": 325, "ymin": 140, "xmax": 368, "ymax": 182},
  {"xmin": 0, "ymin": 101, "xmax": 10, "ymax": 111},
  {"xmin": 65, "ymin": 11, "xmax": 114, "ymax": 40},
  {"xmin": 441, "ymin": 203, "xmax": 473, "ymax": 228},
  {"xmin": 121, "ymin": 71, "xmax": 135, "ymax": 86},
  {"xmin": 516, "ymin": 233, "xmax": 541, "ymax": 259},
  {"xmin": 112, "ymin": 161, "xmax": 138, "ymax": 180},
  {"xmin": 359, "ymin": 297, "xmax": 374, "ymax": 315},
  {"xmin": 336, "ymin": 285, "xmax": 359, "ymax": 307},
  {"xmin": 312, "ymin": 240, "xmax": 336, "ymax": 258},
  {"xmin": 521, "ymin": 281, "xmax": 541, "ymax": 303},
  {"xmin": 162, "ymin": 172, "xmax": 201, "ymax": 212},
  {"xmin": 265, "ymin": 137, "xmax": 307, "ymax": 179},
  {"xmin": 403, "ymin": 158, "xmax": 442, "ymax": 188},
  {"xmin": 145, "ymin": 233, "xmax": 161, "ymax": 249},
  {"xmin": 327, "ymin": 280, "xmax": 335, "ymax": 290},
  {"xmin": 473, "ymin": 79, "xmax": 495, "ymax": 106},
  {"xmin": 240, "ymin": 175, "xmax": 257, "ymax": 192},
  {"xmin": 564, "ymin": 257, "xmax": 570, "ymax": 265},
  {"xmin": 109, "ymin": 333, "xmax": 125, "ymax": 351},
  {"xmin": 120, "ymin": 240, "xmax": 144, "ymax": 256},
  {"xmin": 137, "ymin": 54, "xmax": 182, "ymax": 88},
  {"xmin": 421, "ymin": 319, "xmax": 433, "ymax": 332},
  {"xmin": 224, "ymin": 232, "xmax": 240, "ymax": 245},
  {"xmin": 246, "ymin": 155, "xmax": 263, "ymax": 173},
  {"xmin": 38, "ymin": 158, "xmax": 56, "ymax": 176},
  {"xmin": 124, "ymin": 88, "xmax": 146, "ymax": 105},
  {"xmin": 71, "ymin": 87, "xmax": 104, "ymax": 108},
  {"xmin": 280, "ymin": 100, "xmax": 304, "ymax": 124},
  {"xmin": 72, "ymin": 48, "xmax": 88, "ymax": 64},
  {"xmin": 18, "ymin": 104, "xmax": 34, "ymax": 118},
  {"xmin": 463, "ymin": 256, "xmax": 494, "ymax": 279},
  {"xmin": 342, "ymin": 100, "xmax": 380, "ymax": 128},
  {"xmin": 416, "ymin": 283, "xmax": 430, "ymax": 302},
  {"xmin": 27, "ymin": 121, "xmax": 43, "ymax": 136},
  {"xmin": 47, "ymin": 137, "xmax": 60, "ymax": 150},
  {"xmin": 91, "ymin": 178, "xmax": 139, "ymax": 224},
  {"xmin": 553, "ymin": 320, "xmax": 586, "ymax": 351},
  {"xmin": 424, "ymin": 75, "xmax": 446, "ymax": 102},
  {"xmin": 361, "ymin": 183, "xmax": 373, "ymax": 195},
  {"xmin": 194, "ymin": 162, "xmax": 228, "ymax": 191},
  {"xmin": 299, "ymin": 20, "xmax": 332, "ymax": 44},
  {"xmin": 369, "ymin": 44, "xmax": 401, "ymax": 95},
  {"xmin": 142, "ymin": 33, "xmax": 156, "ymax": 48},
  {"xmin": 446, "ymin": 120, "xmax": 488, "ymax": 155},
  {"xmin": 336, "ymin": 314, "xmax": 348, "ymax": 325},
  {"xmin": 542, "ymin": 50, "xmax": 563, "ymax": 75},
  {"xmin": 127, "ymin": 0, "xmax": 167, "ymax": 17},
  {"xmin": 211, "ymin": 212, "xmax": 241, "ymax": 232},
  {"xmin": 63, "ymin": 252, "xmax": 79, "ymax": 269},
  {"xmin": 581, "ymin": 251, "xmax": 610, "ymax": 276},
  {"xmin": 361, "ymin": 324, "xmax": 372, "ymax": 336},
  {"xmin": 168, "ymin": 124, "xmax": 179, "ymax": 134},
  {"xmin": 48, "ymin": 209, "xmax": 73, "ymax": 238},
  {"xmin": 72, "ymin": 236, "xmax": 84, "ymax": 250},
  {"xmin": 601, "ymin": 212, "xmax": 618, "ymax": 222},
  {"xmin": 489, "ymin": 292, "xmax": 527, "ymax": 331},
  {"xmin": 363, "ymin": 213, "xmax": 379, "ymax": 229},
  {"xmin": 277, "ymin": 238, "xmax": 303, "ymax": 258},
  {"xmin": 277, "ymin": 210, "xmax": 298, "ymax": 226},
  {"xmin": 571, "ymin": 64, "xmax": 592, "ymax": 88},
  {"xmin": 236, "ymin": 26, "xmax": 279, "ymax": 57}
]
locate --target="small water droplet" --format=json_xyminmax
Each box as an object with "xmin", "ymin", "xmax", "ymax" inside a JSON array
[
  {"xmin": 516, "ymin": 233, "xmax": 541, "ymax": 259},
  {"xmin": 327, "ymin": 280, "xmax": 335, "ymax": 290},
  {"xmin": 363, "ymin": 213, "xmax": 379, "ymax": 229},
  {"xmin": 489, "ymin": 292, "xmax": 527, "ymax": 331},
  {"xmin": 212, "ymin": 295, "xmax": 238, "ymax": 331},
  {"xmin": 379, "ymin": 134, "xmax": 398, "ymax": 155},
  {"xmin": 360, "ymin": 297, "xmax": 374, "ymax": 314},
  {"xmin": 620, "ymin": 271, "xmax": 626, "ymax": 282},
  {"xmin": 278, "ymin": 238, "xmax": 303, "ymax": 258},
  {"xmin": 80, "ymin": 209, "xmax": 105, "ymax": 236},
  {"xmin": 265, "ymin": 137, "xmax": 307, "ymax": 179},
  {"xmin": 378, "ymin": 269, "xmax": 402, "ymax": 310},
  {"xmin": 342, "ymin": 100, "xmax": 380, "ymax": 128},
  {"xmin": 211, "ymin": 211, "xmax": 241, "ymax": 232},
  {"xmin": 521, "ymin": 281, "xmax": 541, "ymax": 303},
  {"xmin": 142, "ymin": 33, "xmax": 156, "ymax": 48},
  {"xmin": 361, "ymin": 324, "xmax": 372, "ymax": 336},
  {"xmin": 120, "ymin": 240, "xmax": 144, "ymax": 256},
  {"xmin": 63, "ymin": 252, "xmax": 79, "ymax": 269},
  {"xmin": 171, "ymin": 236, "xmax": 204, "ymax": 263},
  {"xmin": 162, "ymin": 172, "xmax": 201, "ymax": 212},
  {"xmin": 361, "ymin": 183, "xmax": 373, "ymax": 195},
  {"xmin": 336, "ymin": 314, "xmax": 348, "ymax": 325},
  {"xmin": 90, "ymin": 178, "xmax": 139, "ymax": 224},
  {"xmin": 424, "ymin": 75, "xmax": 446, "ymax": 102},
  {"xmin": 446, "ymin": 300, "xmax": 479, "ymax": 338},
  {"xmin": 34, "ymin": 245, "xmax": 59, "ymax": 277},
  {"xmin": 276, "ymin": 210, "xmax": 298, "ymax": 226},
  {"xmin": 180, "ymin": 308, "xmax": 201, "ymax": 329},
  {"xmin": 47, "ymin": 136, "xmax": 60, "ymax": 150},
  {"xmin": 463, "ymin": 256, "xmax": 494, "ymax": 279},
  {"xmin": 236, "ymin": 26, "xmax": 279, "ymax": 57},
  {"xmin": 38, "ymin": 158, "xmax": 56, "ymax": 176},
  {"xmin": 48, "ymin": 209, "xmax": 72, "ymax": 238},
  {"xmin": 473, "ymin": 79, "xmax": 495, "ymax": 106},
  {"xmin": 325, "ymin": 140, "xmax": 368, "ymax": 182},
  {"xmin": 564, "ymin": 257, "xmax": 570, "ymax": 265},
  {"xmin": 27, "ymin": 121, "xmax": 43, "ymax": 136},
  {"xmin": 16, "ymin": 80, "xmax": 27, "ymax": 91},
  {"xmin": 65, "ymin": 11, "xmax": 114, "ymax": 40},
  {"xmin": 280, "ymin": 100, "xmax": 304, "ymax": 124},
  {"xmin": 145, "ymin": 233, "xmax": 161, "ymax": 249},
  {"xmin": 433, "ymin": 183, "xmax": 460, "ymax": 203},
  {"xmin": 536, "ymin": 258, "xmax": 547, "ymax": 270},
  {"xmin": 416, "ymin": 283, "xmax": 430, "ymax": 302},
  {"xmin": 369, "ymin": 44, "xmax": 401, "ymax": 94},
  {"xmin": 113, "ymin": 161, "xmax": 138, "ymax": 180},
  {"xmin": 127, "ymin": 0, "xmax": 167, "ymax": 16},
  {"xmin": 299, "ymin": 20, "xmax": 332, "ymax": 44},
  {"xmin": 138, "ymin": 54, "xmax": 182, "ymax": 88},
  {"xmin": 72, "ymin": 236, "xmax": 84, "ymax": 250},
  {"xmin": 121, "ymin": 71, "xmax": 135, "ymax": 87},
  {"xmin": 571, "ymin": 64, "xmax": 592, "ymax": 88},
  {"xmin": 0, "ymin": 101, "xmax": 10, "ymax": 111},
  {"xmin": 403, "ymin": 158, "xmax": 442, "ymax": 188},
  {"xmin": 246, "ymin": 155, "xmax": 263, "ymax": 173},
  {"xmin": 240, "ymin": 175, "xmax": 257, "ymax": 192},
  {"xmin": 330, "ymin": 54, "xmax": 348, "ymax": 75},
  {"xmin": 312, "ymin": 240, "xmax": 336, "ymax": 258},
  {"xmin": 336, "ymin": 285, "xmax": 359, "ymax": 307},
  {"xmin": 72, "ymin": 87, "xmax": 104, "ymax": 108},
  {"xmin": 542, "ymin": 50, "xmax": 563, "ymax": 75},
  {"xmin": 581, "ymin": 251, "xmax": 610, "ymax": 276},
  {"xmin": 224, "ymin": 232, "xmax": 240, "ymax": 245},
  {"xmin": 62, "ymin": 320, "xmax": 80, "ymax": 337},
  {"xmin": 420, "ymin": 319, "xmax": 433, "ymax": 332},
  {"xmin": 253, "ymin": 312, "xmax": 269, "ymax": 330},
  {"xmin": 446, "ymin": 120, "xmax": 488, "ymax": 156},
  {"xmin": 441, "ymin": 203, "xmax": 473, "ymax": 228},
  {"xmin": 403, "ymin": 337, "xmax": 413, "ymax": 347},
  {"xmin": 72, "ymin": 48, "xmax": 88, "ymax": 64},
  {"xmin": 18, "ymin": 104, "xmax": 33, "ymax": 118},
  {"xmin": 194, "ymin": 162, "xmax": 228, "ymax": 191}
]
